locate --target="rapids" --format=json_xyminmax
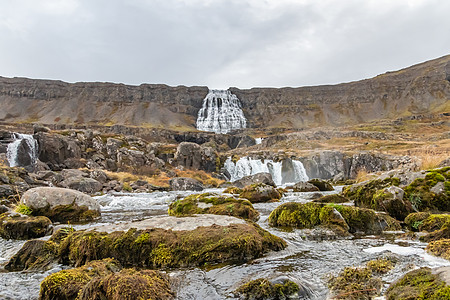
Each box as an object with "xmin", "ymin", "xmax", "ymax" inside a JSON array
[{"xmin": 1, "ymin": 188, "xmax": 449, "ymax": 299}]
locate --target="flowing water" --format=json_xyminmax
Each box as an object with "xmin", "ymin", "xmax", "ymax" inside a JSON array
[
  {"xmin": 6, "ymin": 133, "xmax": 38, "ymax": 167},
  {"xmin": 1, "ymin": 188, "xmax": 449, "ymax": 300},
  {"xmin": 196, "ymin": 90, "xmax": 247, "ymax": 134}
]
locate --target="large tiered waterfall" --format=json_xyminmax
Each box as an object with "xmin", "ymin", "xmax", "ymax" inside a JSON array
[
  {"xmin": 224, "ymin": 157, "xmax": 309, "ymax": 186},
  {"xmin": 6, "ymin": 133, "xmax": 38, "ymax": 167},
  {"xmin": 196, "ymin": 90, "xmax": 247, "ymax": 134}
]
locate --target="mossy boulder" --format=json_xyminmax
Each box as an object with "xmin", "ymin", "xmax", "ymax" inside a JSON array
[
  {"xmin": 307, "ymin": 179, "xmax": 334, "ymax": 191},
  {"xmin": 0, "ymin": 212, "xmax": 52, "ymax": 240},
  {"xmin": 58, "ymin": 219, "xmax": 286, "ymax": 268},
  {"xmin": 21, "ymin": 187, "xmax": 100, "ymax": 223},
  {"xmin": 5, "ymin": 239, "xmax": 58, "ymax": 271},
  {"xmin": 239, "ymin": 183, "xmax": 283, "ymax": 203},
  {"xmin": 404, "ymin": 212, "xmax": 431, "ymax": 231},
  {"xmin": 268, "ymin": 202, "xmax": 400, "ymax": 235},
  {"xmin": 386, "ymin": 267, "xmax": 450, "ymax": 300},
  {"xmin": 405, "ymin": 213, "xmax": 450, "ymax": 242},
  {"xmin": 168, "ymin": 193, "xmax": 259, "ymax": 221},
  {"xmin": 223, "ymin": 186, "xmax": 243, "ymax": 194},
  {"xmin": 40, "ymin": 258, "xmax": 175, "ymax": 300},
  {"xmin": 235, "ymin": 278, "xmax": 300, "ymax": 300},
  {"xmin": 328, "ymin": 267, "xmax": 382, "ymax": 300},
  {"xmin": 403, "ymin": 167, "xmax": 450, "ymax": 211},
  {"xmin": 427, "ymin": 239, "xmax": 450, "ymax": 260},
  {"xmin": 312, "ymin": 194, "xmax": 350, "ymax": 203}
]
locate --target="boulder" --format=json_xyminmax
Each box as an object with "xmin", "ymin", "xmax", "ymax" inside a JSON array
[
  {"xmin": 427, "ymin": 239, "xmax": 450, "ymax": 261},
  {"xmin": 5, "ymin": 239, "xmax": 58, "ymax": 271},
  {"xmin": 239, "ymin": 183, "xmax": 283, "ymax": 203},
  {"xmin": 312, "ymin": 194, "xmax": 349, "ymax": 203},
  {"xmin": 0, "ymin": 184, "xmax": 14, "ymax": 198},
  {"xmin": 57, "ymin": 215, "xmax": 286, "ymax": 268},
  {"xmin": 21, "ymin": 187, "xmax": 100, "ymax": 223},
  {"xmin": 168, "ymin": 193, "xmax": 259, "ymax": 221},
  {"xmin": 39, "ymin": 259, "xmax": 174, "ymax": 300},
  {"xmin": 307, "ymin": 179, "xmax": 334, "ymax": 191},
  {"xmin": 372, "ymin": 186, "xmax": 412, "ymax": 220},
  {"xmin": 169, "ymin": 177, "xmax": 204, "ymax": 191},
  {"xmin": 291, "ymin": 181, "xmax": 320, "ymax": 192},
  {"xmin": 0, "ymin": 212, "xmax": 52, "ymax": 240},
  {"xmin": 59, "ymin": 177, "xmax": 103, "ymax": 194},
  {"xmin": 35, "ymin": 132, "xmax": 82, "ymax": 169},
  {"xmin": 232, "ymin": 172, "xmax": 276, "ymax": 188},
  {"xmin": 235, "ymin": 278, "xmax": 300, "ymax": 300}
]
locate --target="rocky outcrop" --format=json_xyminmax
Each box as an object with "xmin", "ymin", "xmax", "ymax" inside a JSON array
[
  {"xmin": 169, "ymin": 177, "xmax": 204, "ymax": 191},
  {"xmin": 175, "ymin": 142, "xmax": 218, "ymax": 173},
  {"xmin": 21, "ymin": 187, "xmax": 100, "ymax": 223},
  {"xmin": 232, "ymin": 172, "xmax": 276, "ymax": 188}
]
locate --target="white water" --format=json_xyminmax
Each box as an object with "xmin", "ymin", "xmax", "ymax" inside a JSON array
[
  {"xmin": 196, "ymin": 90, "xmax": 247, "ymax": 134},
  {"xmin": 6, "ymin": 133, "xmax": 38, "ymax": 167},
  {"xmin": 255, "ymin": 138, "xmax": 263, "ymax": 144},
  {"xmin": 224, "ymin": 157, "xmax": 309, "ymax": 186}
]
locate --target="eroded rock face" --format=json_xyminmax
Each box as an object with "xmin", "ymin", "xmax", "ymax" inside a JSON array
[
  {"xmin": 175, "ymin": 142, "xmax": 218, "ymax": 173},
  {"xmin": 21, "ymin": 187, "xmax": 100, "ymax": 223}
]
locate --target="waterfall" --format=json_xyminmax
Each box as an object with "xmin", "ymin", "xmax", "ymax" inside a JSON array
[
  {"xmin": 196, "ymin": 89, "xmax": 247, "ymax": 134},
  {"xmin": 6, "ymin": 133, "xmax": 38, "ymax": 167},
  {"xmin": 224, "ymin": 157, "xmax": 309, "ymax": 186},
  {"xmin": 255, "ymin": 138, "xmax": 263, "ymax": 144}
]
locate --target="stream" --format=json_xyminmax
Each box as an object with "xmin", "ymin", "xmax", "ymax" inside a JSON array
[{"xmin": 1, "ymin": 187, "xmax": 449, "ymax": 299}]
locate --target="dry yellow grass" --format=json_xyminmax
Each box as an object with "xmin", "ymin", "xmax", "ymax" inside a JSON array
[
  {"xmin": 174, "ymin": 169, "xmax": 224, "ymax": 187},
  {"xmin": 413, "ymin": 147, "xmax": 448, "ymax": 170}
]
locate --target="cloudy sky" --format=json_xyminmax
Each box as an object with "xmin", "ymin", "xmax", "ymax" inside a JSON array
[{"xmin": 1, "ymin": 0, "xmax": 449, "ymax": 89}]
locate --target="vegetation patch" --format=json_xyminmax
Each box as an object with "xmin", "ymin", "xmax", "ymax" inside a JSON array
[
  {"xmin": 312, "ymin": 194, "xmax": 350, "ymax": 203},
  {"xmin": 168, "ymin": 193, "xmax": 259, "ymax": 221},
  {"xmin": 5, "ymin": 239, "xmax": 58, "ymax": 271},
  {"xmin": 235, "ymin": 278, "xmax": 300, "ymax": 300},
  {"xmin": 386, "ymin": 267, "xmax": 450, "ymax": 300},
  {"xmin": 426, "ymin": 239, "xmax": 450, "ymax": 260},
  {"xmin": 328, "ymin": 266, "xmax": 382, "ymax": 300},
  {"xmin": 239, "ymin": 183, "xmax": 283, "ymax": 203},
  {"xmin": 31, "ymin": 203, "xmax": 100, "ymax": 223},
  {"xmin": 0, "ymin": 213, "xmax": 52, "ymax": 240}
]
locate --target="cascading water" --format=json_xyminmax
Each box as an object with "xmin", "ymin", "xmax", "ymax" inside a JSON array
[
  {"xmin": 224, "ymin": 157, "xmax": 309, "ymax": 186},
  {"xmin": 6, "ymin": 133, "xmax": 38, "ymax": 167},
  {"xmin": 196, "ymin": 89, "xmax": 247, "ymax": 134}
]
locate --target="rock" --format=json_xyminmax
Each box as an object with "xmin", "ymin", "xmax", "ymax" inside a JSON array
[
  {"xmin": 372, "ymin": 186, "xmax": 412, "ymax": 220},
  {"xmin": 291, "ymin": 181, "xmax": 320, "ymax": 192},
  {"xmin": 0, "ymin": 184, "xmax": 14, "ymax": 198},
  {"xmin": 39, "ymin": 259, "xmax": 175, "ymax": 300},
  {"xmin": 168, "ymin": 193, "xmax": 259, "ymax": 221},
  {"xmin": 307, "ymin": 179, "xmax": 334, "ymax": 191},
  {"xmin": 5, "ymin": 239, "xmax": 58, "ymax": 271},
  {"xmin": 386, "ymin": 267, "xmax": 450, "ymax": 299},
  {"xmin": 21, "ymin": 187, "xmax": 100, "ymax": 223},
  {"xmin": 0, "ymin": 204, "xmax": 8, "ymax": 214},
  {"xmin": 0, "ymin": 212, "xmax": 52, "ymax": 239},
  {"xmin": 33, "ymin": 124, "xmax": 50, "ymax": 133},
  {"xmin": 89, "ymin": 169, "xmax": 109, "ymax": 183},
  {"xmin": 169, "ymin": 177, "xmax": 204, "ymax": 191},
  {"xmin": 0, "ymin": 172, "xmax": 10, "ymax": 184},
  {"xmin": 312, "ymin": 194, "xmax": 349, "ymax": 203},
  {"xmin": 175, "ymin": 142, "xmax": 218, "ymax": 173},
  {"xmin": 59, "ymin": 176, "xmax": 103, "ymax": 194},
  {"xmin": 235, "ymin": 278, "xmax": 300, "ymax": 300},
  {"xmin": 57, "ymin": 215, "xmax": 286, "ymax": 268},
  {"xmin": 239, "ymin": 183, "xmax": 283, "ymax": 203},
  {"xmin": 427, "ymin": 239, "xmax": 450, "ymax": 260},
  {"xmin": 232, "ymin": 172, "xmax": 276, "ymax": 188},
  {"xmin": 35, "ymin": 132, "xmax": 82, "ymax": 169},
  {"xmin": 60, "ymin": 168, "xmax": 88, "ymax": 178}
]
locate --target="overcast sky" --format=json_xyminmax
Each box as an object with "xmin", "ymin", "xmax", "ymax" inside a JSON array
[{"xmin": 0, "ymin": 0, "xmax": 449, "ymax": 89}]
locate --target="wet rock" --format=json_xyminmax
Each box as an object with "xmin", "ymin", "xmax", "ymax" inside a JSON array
[
  {"xmin": 386, "ymin": 267, "xmax": 450, "ymax": 300},
  {"xmin": 232, "ymin": 172, "xmax": 276, "ymax": 188},
  {"xmin": 168, "ymin": 193, "xmax": 259, "ymax": 221},
  {"xmin": 291, "ymin": 181, "xmax": 319, "ymax": 192},
  {"xmin": 239, "ymin": 183, "xmax": 282, "ymax": 203},
  {"xmin": 0, "ymin": 212, "xmax": 52, "ymax": 240},
  {"xmin": 21, "ymin": 187, "xmax": 100, "ymax": 223},
  {"xmin": 372, "ymin": 186, "xmax": 412, "ymax": 220},
  {"xmin": 58, "ymin": 215, "xmax": 286, "ymax": 268},
  {"xmin": 5, "ymin": 239, "xmax": 58, "ymax": 271},
  {"xmin": 307, "ymin": 178, "xmax": 334, "ymax": 191},
  {"xmin": 169, "ymin": 177, "xmax": 204, "ymax": 191}
]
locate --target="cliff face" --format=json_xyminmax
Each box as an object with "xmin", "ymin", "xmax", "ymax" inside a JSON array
[{"xmin": 0, "ymin": 55, "xmax": 449, "ymax": 130}]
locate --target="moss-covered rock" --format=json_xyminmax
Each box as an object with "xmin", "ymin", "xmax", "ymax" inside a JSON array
[
  {"xmin": 386, "ymin": 267, "xmax": 450, "ymax": 300},
  {"xmin": 223, "ymin": 186, "xmax": 243, "ymax": 194},
  {"xmin": 404, "ymin": 212, "xmax": 431, "ymax": 231},
  {"xmin": 420, "ymin": 220, "xmax": 450, "ymax": 242},
  {"xmin": 342, "ymin": 177, "xmax": 400, "ymax": 206},
  {"xmin": 403, "ymin": 167, "xmax": 450, "ymax": 212},
  {"xmin": 0, "ymin": 212, "xmax": 52, "ymax": 240},
  {"xmin": 168, "ymin": 193, "xmax": 259, "ymax": 221},
  {"xmin": 427, "ymin": 239, "xmax": 450, "ymax": 260},
  {"xmin": 291, "ymin": 181, "xmax": 319, "ymax": 192},
  {"xmin": 268, "ymin": 202, "xmax": 400, "ymax": 235},
  {"xmin": 239, "ymin": 183, "xmax": 283, "ymax": 203},
  {"xmin": 39, "ymin": 258, "xmax": 122, "ymax": 300},
  {"xmin": 312, "ymin": 194, "xmax": 350, "ymax": 203},
  {"xmin": 5, "ymin": 239, "xmax": 58, "ymax": 271},
  {"xmin": 328, "ymin": 266, "xmax": 382, "ymax": 300},
  {"xmin": 58, "ymin": 222, "xmax": 286, "ymax": 268},
  {"xmin": 307, "ymin": 179, "xmax": 334, "ymax": 191},
  {"xmin": 235, "ymin": 278, "xmax": 300, "ymax": 300},
  {"xmin": 74, "ymin": 268, "xmax": 174, "ymax": 300},
  {"xmin": 420, "ymin": 214, "xmax": 450, "ymax": 232}
]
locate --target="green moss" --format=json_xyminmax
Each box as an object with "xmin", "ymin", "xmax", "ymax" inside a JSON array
[
  {"xmin": 420, "ymin": 214, "xmax": 450, "ymax": 232},
  {"xmin": 366, "ymin": 258, "xmax": 394, "ymax": 274},
  {"xmin": 122, "ymin": 182, "xmax": 132, "ymax": 192},
  {"xmin": 58, "ymin": 223, "xmax": 286, "ymax": 268},
  {"xmin": 235, "ymin": 278, "xmax": 300, "ymax": 300},
  {"xmin": 15, "ymin": 203, "xmax": 32, "ymax": 215},
  {"xmin": 0, "ymin": 213, "xmax": 52, "ymax": 240},
  {"xmin": 168, "ymin": 193, "xmax": 259, "ymax": 221},
  {"xmin": 308, "ymin": 179, "xmax": 334, "ymax": 191},
  {"xmin": 268, "ymin": 202, "xmax": 322, "ymax": 229},
  {"xmin": 31, "ymin": 203, "xmax": 100, "ymax": 223},
  {"xmin": 386, "ymin": 267, "xmax": 450, "ymax": 300},
  {"xmin": 405, "ymin": 212, "xmax": 431, "ymax": 231},
  {"xmin": 239, "ymin": 183, "xmax": 282, "ymax": 203},
  {"xmin": 426, "ymin": 239, "xmax": 450, "ymax": 260},
  {"xmin": 313, "ymin": 194, "xmax": 349, "ymax": 203},
  {"xmin": 5, "ymin": 239, "xmax": 58, "ymax": 271},
  {"xmin": 223, "ymin": 186, "xmax": 243, "ymax": 194},
  {"xmin": 342, "ymin": 177, "xmax": 400, "ymax": 208},
  {"xmin": 328, "ymin": 266, "xmax": 382, "ymax": 300}
]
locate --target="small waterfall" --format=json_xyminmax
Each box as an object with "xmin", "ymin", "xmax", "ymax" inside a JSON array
[
  {"xmin": 6, "ymin": 133, "xmax": 38, "ymax": 167},
  {"xmin": 224, "ymin": 157, "xmax": 309, "ymax": 186},
  {"xmin": 196, "ymin": 89, "xmax": 247, "ymax": 134},
  {"xmin": 255, "ymin": 138, "xmax": 263, "ymax": 144}
]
